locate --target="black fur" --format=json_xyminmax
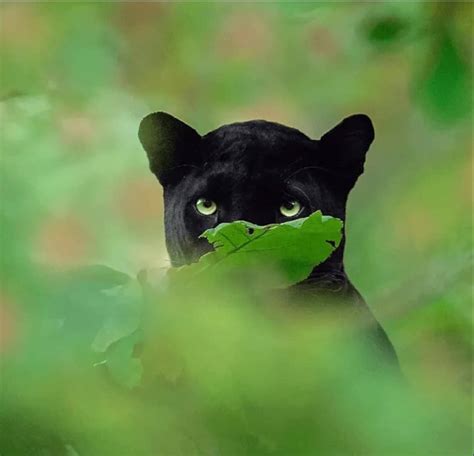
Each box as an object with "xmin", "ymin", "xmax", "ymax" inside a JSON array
[{"xmin": 138, "ymin": 112, "xmax": 398, "ymax": 362}]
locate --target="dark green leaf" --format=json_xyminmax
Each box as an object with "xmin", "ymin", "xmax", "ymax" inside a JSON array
[
  {"xmin": 416, "ymin": 32, "xmax": 471, "ymax": 123},
  {"xmin": 365, "ymin": 16, "xmax": 408, "ymax": 45}
]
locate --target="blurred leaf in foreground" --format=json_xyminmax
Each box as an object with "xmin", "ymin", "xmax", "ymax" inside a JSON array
[
  {"xmin": 91, "ymin": 278, "xmax": 142, "ymax": 353},
  {"xmin": 1, "ymin": 209, "xmax": 470, "ymax": 454},
  {"xmin": 102, "ymin": 329, "xmax": 143, "ymax": 389}
]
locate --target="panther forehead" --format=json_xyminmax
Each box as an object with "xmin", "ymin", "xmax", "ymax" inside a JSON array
[{"xmin": 200, "ymin": 120, "xmax": 315, "ymax": 169}]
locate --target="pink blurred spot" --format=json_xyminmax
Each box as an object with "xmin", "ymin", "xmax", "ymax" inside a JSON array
[
  {"xmin": 0, "ymin": 4, "xmax": 50, "ymax": 52},
  {"xmin": 216, "ymin": 11, "xmax": 274, "ymax": 61},
  {"xmin": 115, "ymin": 177, "xmax": 163, "ymax": 228},
  {"xmin": 0, "ymin": 293, "xmax": 20, "ymax": 354},
  {"xmin": 306, "ymin": 26, "xmax": 341, "ymax": 60},
  {"xmin": 58, "ymin": 112, "xmax": 96, "ymax": 149},
  {"xmin": 35, "ymin": 214, "xmax": 94, "ymax": 267},
  {"xmin": 393, "ymin": 207, "xmax": 439, "ymax": 252}
]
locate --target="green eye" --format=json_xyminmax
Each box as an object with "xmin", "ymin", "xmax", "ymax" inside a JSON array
[
  {"xmin": 279, "ymin": 200, "xmax": 302, "ymax": 218},
  {"xmin": 195, "ymin": 197, "xmax": 217, "ymax": 216}
]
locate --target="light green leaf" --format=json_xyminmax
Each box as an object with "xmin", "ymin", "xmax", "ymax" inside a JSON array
[
  {"xmin": 176, "ymin": 211, "xmax": 343, "ymax": 287},
  {"xmin": 91, "ymin": 279, "xmax": 142, "ymax": 353},
  {"xmin": 104, "ymin": 330, "xmax": 143, "ymax": 389}
]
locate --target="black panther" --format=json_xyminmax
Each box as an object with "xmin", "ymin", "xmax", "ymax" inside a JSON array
[{"xmin": 138, "ymin": 112, "xmax": 398, "ymax": 362}]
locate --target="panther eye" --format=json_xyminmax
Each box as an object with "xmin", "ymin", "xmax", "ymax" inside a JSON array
[
  {"xmin": 195, "ymin": 197, "xmax": 217, "ymax": 216},
  {"xmin": 279, "ymin": 200, "xmax": 302, "ymax": 218}
]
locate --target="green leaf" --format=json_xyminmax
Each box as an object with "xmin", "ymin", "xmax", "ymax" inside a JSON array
[
  {"xmin": 91, "ymin": 279, "xmax": 142, "ymax": 353},
  {"xmin": 176, "ymin": 211, "xmax": 343, "ymax": 287},
  {"xmin": 365, "ymin": 16, "xmax": 408, "ymax": 46},
  {"xmin": 104, "ymin": 330, "xmax": 143, "ymax": 389},
  {"xmin": 416, "ymin": 32, "xmax": 471, "ymax": 123},
  {"xmin": 62, "ymin": 265, "xmax": 131, "ymax": 292},
  {"xmin": 81, "ymin": 271, "xmax": 144, "ymax": 389}
]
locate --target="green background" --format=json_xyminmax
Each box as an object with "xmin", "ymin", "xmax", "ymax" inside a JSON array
[{"xmin": 0, "ymin": 2, "xmax": 472, "ymax": 455}]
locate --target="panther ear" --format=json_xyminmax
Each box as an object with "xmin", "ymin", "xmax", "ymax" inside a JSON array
[
  {"xmin": 318, "ymin": 114, "xmax": 374, "ymax": 188},
  {"xmin": 138, "ymin": 111, "xmax": 202, "ymax": 186}
]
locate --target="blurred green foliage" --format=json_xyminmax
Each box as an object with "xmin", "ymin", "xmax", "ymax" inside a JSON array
[{"xmin": 0, "ymin": 2, "xmax": 472, "ymax": 455}]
